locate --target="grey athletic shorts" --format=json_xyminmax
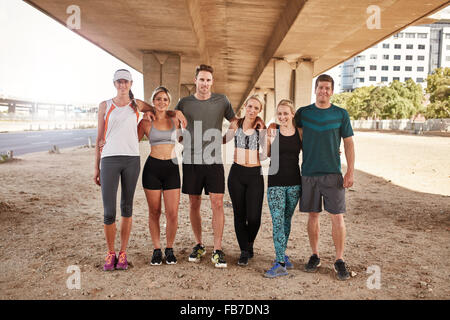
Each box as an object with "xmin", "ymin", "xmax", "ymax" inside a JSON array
[{"xmin": 300, "ymin": 174, "xmax": 346, "ymax": 214}]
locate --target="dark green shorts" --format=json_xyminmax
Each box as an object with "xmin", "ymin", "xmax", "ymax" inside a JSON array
[{"xmin": 300, "ymin": 174, "xmax": 346, "ymax": 214}]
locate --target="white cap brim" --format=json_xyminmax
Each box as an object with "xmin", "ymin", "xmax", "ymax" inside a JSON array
[{"xmin": 113, "ymin": 70, "xmax": 133, "ymax": 82}]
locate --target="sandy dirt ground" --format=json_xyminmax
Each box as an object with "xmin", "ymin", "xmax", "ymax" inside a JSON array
[{"xmin": 0, "ymin": 131, "xmax": 449, "ymax": 300}]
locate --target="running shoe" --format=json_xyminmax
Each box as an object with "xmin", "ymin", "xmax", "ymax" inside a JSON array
[
  {"xmin": 103, "ymin": 252, "xmax": 117, "ymax": 271},
  {"xmin": 211, "ymin": 250, "xmax": 227, "ymax": 268},
  {"xmin": 304, "ymin": 254, "xmax": 321, "ymax": 273},
  {"xmin": 334, "ymin": 259, "xmax": 350, "ymax": 281},
  {"xmin": 238, "ymin": 251, "xmax": 249, "ymax": 266},
  {"xmin": 115, "ymin": 251, "xmax": 128, "ymax": 270},
  {"xmin": 150, "ymin": 249, "xmax": 163, "ymax": 266},
  {"xmin": 284, "ymin": 255, "xmax": 294, "ymax": 269},
  {"xmin": 188, "ymin": 244, "xmax": 206, "ymax": 263},
  {"xmin": 272, "ymin": 255, "xmax": 294, "ymax": 269},
  {"xmin": 165, "ymin": 248, "xmax": 177, "ymax": 265},
  {"xmin": 264, "ymin": 262, "xmax": 288, "ymax": 278}
]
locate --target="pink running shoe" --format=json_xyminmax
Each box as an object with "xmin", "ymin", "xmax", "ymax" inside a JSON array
[
  {"xmin": 103, "ymin": 252, "xmax": 117, "ymax": 271},
  {"xmin": 116, "ymin": 251, "xmax": 128, "ymax": 270}
]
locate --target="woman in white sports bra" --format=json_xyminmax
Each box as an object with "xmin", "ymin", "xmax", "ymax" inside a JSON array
[
  {"xmin": 137, "ymin": 86, "xmax": 182, "ymax": 266},
  {"xmin": 94, "ymin": 70, "xmax": 186, "ymax": 272}
]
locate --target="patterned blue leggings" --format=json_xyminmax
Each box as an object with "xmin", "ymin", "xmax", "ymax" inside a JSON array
[{"xmin": 267, "ymin": 185, "xmax": 301, "ymax": 263}]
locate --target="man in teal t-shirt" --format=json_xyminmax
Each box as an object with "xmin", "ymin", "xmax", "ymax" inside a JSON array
[{"xmin": 294, "ymin": 74, "xmax": 355, "ymax": 281}]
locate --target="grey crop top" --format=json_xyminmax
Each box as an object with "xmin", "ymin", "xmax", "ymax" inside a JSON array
[
  {"xmin": 149, "ymin": 119, "xmax": 177, "ymax": 146},
  {"xmin": 234, "ymin": 123, "xmax": 259, "ymax": 150}
]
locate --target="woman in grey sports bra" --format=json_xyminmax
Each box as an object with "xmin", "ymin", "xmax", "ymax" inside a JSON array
[{"xmin": 137, "ymin": 86, "xmax": 183, "ymax": 266}]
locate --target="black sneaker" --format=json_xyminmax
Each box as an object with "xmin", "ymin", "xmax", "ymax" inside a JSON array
[
  {"xmin": 165, "ymin": 248, "xmax": 177, "ymax": 265},
  {"xmin": 150, "ymin": 249, "xmax": 162, "ymax": 266},
  {"xmin": 248, "ymin": 242, "xmax": 254, "ymax": 259},
  {"xmin": 211, "ymin": 250, "xmax": 227, "ymax": 268},
  {"xmin": 304, "ymin": 254, "xmax": 321, "ymax": 272},
  {"xmin": 238, "ymin": 251, "xmax": 249, "ymax": 266},
  {"xmin": 334, "ymin": 259, "xmax": 350, "ymax": 281},
  {"xmin": 188, "ymin": 243, "xmax": 206, "ymax": 263}
]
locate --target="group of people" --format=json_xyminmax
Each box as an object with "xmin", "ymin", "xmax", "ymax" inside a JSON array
[{"xmin": 94, "ymin": 64, "xmax": 355, "ymax": 281}]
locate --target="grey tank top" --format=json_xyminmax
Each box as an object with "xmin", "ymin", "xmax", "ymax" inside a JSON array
[
  {"xmin": 149, "ymin": 119, "xmax": 177, "ymax": 146},
  {"xmin": 234, "ymin": 124, "xmax": 259, "ymax": 150}
]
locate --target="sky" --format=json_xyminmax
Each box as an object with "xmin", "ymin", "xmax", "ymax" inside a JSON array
[{"xmin": 0, "ymin": 0, "xmax": 144, "ymax": 105}]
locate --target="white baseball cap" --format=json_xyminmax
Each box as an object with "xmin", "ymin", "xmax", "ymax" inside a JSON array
[{"xmin": 113, "ymin": 69, "xmax": 133, "ymax": 82}]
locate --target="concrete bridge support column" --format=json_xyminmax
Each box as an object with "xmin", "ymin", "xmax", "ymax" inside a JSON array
[
  {"xmin": 264, "ymin": 89, "xmax": 275, "ymax": 124},
  {"xmin": 274, "ymin": 59, "xmax": 293, "ymax": 107},
  {"xmin": 294, "ymin": 59, "xmax": 314, "ymax": 109},
  {"xmin": 143, "ymin": 51, "xmax": 181, "ymax": 109}
]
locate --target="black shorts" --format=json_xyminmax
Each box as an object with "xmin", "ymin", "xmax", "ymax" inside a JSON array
[
  {"xmin": 182, "ymin": 164, "xmax": 225, "ymax": 195},
  {"xmin": 142, "ymin": 156, "xmax": 180, "ymax": 190}
]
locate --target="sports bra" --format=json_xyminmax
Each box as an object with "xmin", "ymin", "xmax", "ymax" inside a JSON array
[
  {"xmin": 148, "ymin": 118, "xmax": 177, "ymax": 146},
  {"xmin": 234, "ymin": 122, "xmax": 259, "ymax": 150}
]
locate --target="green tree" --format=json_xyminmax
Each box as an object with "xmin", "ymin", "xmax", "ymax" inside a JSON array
[
  {"xmin": 425, "ymin": 67, "xmax": 450, "ymax": 118},
  {"xmin": 333, "ymin": 79, "xmax": 425, "ymax": 120},
  {"xmin": 346, "ymin": 86, "xmax": 372, "ymax": 119}
]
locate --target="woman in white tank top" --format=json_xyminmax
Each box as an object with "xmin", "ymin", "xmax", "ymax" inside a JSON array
[{"xmin": 93, "ymin": 70, "xmax": 186, "ymax": 271}]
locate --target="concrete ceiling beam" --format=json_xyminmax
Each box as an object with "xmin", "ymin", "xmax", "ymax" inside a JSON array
[
  {"xmin": 236, "ymin": 0, "xmax": 308, "ymax": 113},
  {"xmin": 185, "ymin": 0, "xmax": 210, "ymax": 65}
]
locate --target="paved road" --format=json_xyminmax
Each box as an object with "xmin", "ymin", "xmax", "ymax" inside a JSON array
[{"xmin": 0, "ymin": 129, "xmax": 98, "ymax": 156}]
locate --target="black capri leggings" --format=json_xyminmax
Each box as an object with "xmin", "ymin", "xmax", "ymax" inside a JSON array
[
  {"xmin": 100, "ymin": 156, "xmax": 140, "ymax": 225},
  {"xmin": 227, "ymin": 163, "xmax": 264, "ymax": 252}
]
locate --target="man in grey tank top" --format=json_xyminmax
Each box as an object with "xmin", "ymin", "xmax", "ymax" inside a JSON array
[{"xmin": 175, "ymin": 64, "xmax": 263, "ymax": 268}]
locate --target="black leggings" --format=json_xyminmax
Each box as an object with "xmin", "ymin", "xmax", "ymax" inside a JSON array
[{"xmin": 227, "ymin": 163, "xmax": 264, "ymax": 252}]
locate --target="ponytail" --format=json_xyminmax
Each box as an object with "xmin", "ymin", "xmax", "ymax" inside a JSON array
[{"xmin": 129, "ymin": 90, "xmax": 138, "ymax": 111}]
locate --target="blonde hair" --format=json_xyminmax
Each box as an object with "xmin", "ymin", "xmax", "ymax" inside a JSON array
[
  {"xmin": 244, "ymin": 94, "xmax": 265, "ymax": 111},
  {"xmin": 238, "ymin": 94, "xmax": 265, "ymax": 127},
  {"xmin": 277, "ymin": 99, "xmax": 295, "ymax": 113},
  {"xmin": 276, "ymin": 99, "xmax": 296, "ymax": 126}
]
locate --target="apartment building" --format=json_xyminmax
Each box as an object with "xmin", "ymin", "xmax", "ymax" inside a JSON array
[
  {"xmin": 341, "ymin": 23, "xmax": 450, "ymax": 92},
  {"xmin": 439, "ymin": 26, "xmax": 450, "ymax": 68}
]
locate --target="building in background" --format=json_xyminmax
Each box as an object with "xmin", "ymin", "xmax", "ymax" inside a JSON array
[{"xmin": 340, "ymin": 22, "xmax": 450, "ymax": 92}]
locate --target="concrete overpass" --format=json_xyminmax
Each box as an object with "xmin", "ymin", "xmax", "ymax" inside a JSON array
[{"xmin": 24, "ymin": 0, "xmax": 449, "ymax": 122}]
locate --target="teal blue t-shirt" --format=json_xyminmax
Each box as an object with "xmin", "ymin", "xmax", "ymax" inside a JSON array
[{"xmin": 294, "ymin": 103, "xmax": 353, "ymax": 177}]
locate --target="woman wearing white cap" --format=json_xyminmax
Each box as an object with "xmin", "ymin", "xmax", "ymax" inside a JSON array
[{"xmin": 94, "ymin": 69, "xmax": 186, "ymax": 271}]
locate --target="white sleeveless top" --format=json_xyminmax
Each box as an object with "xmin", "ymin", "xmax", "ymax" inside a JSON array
[{"xmin": 101, "ymin": 99, "xmax": 140, "ymax": 158}]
